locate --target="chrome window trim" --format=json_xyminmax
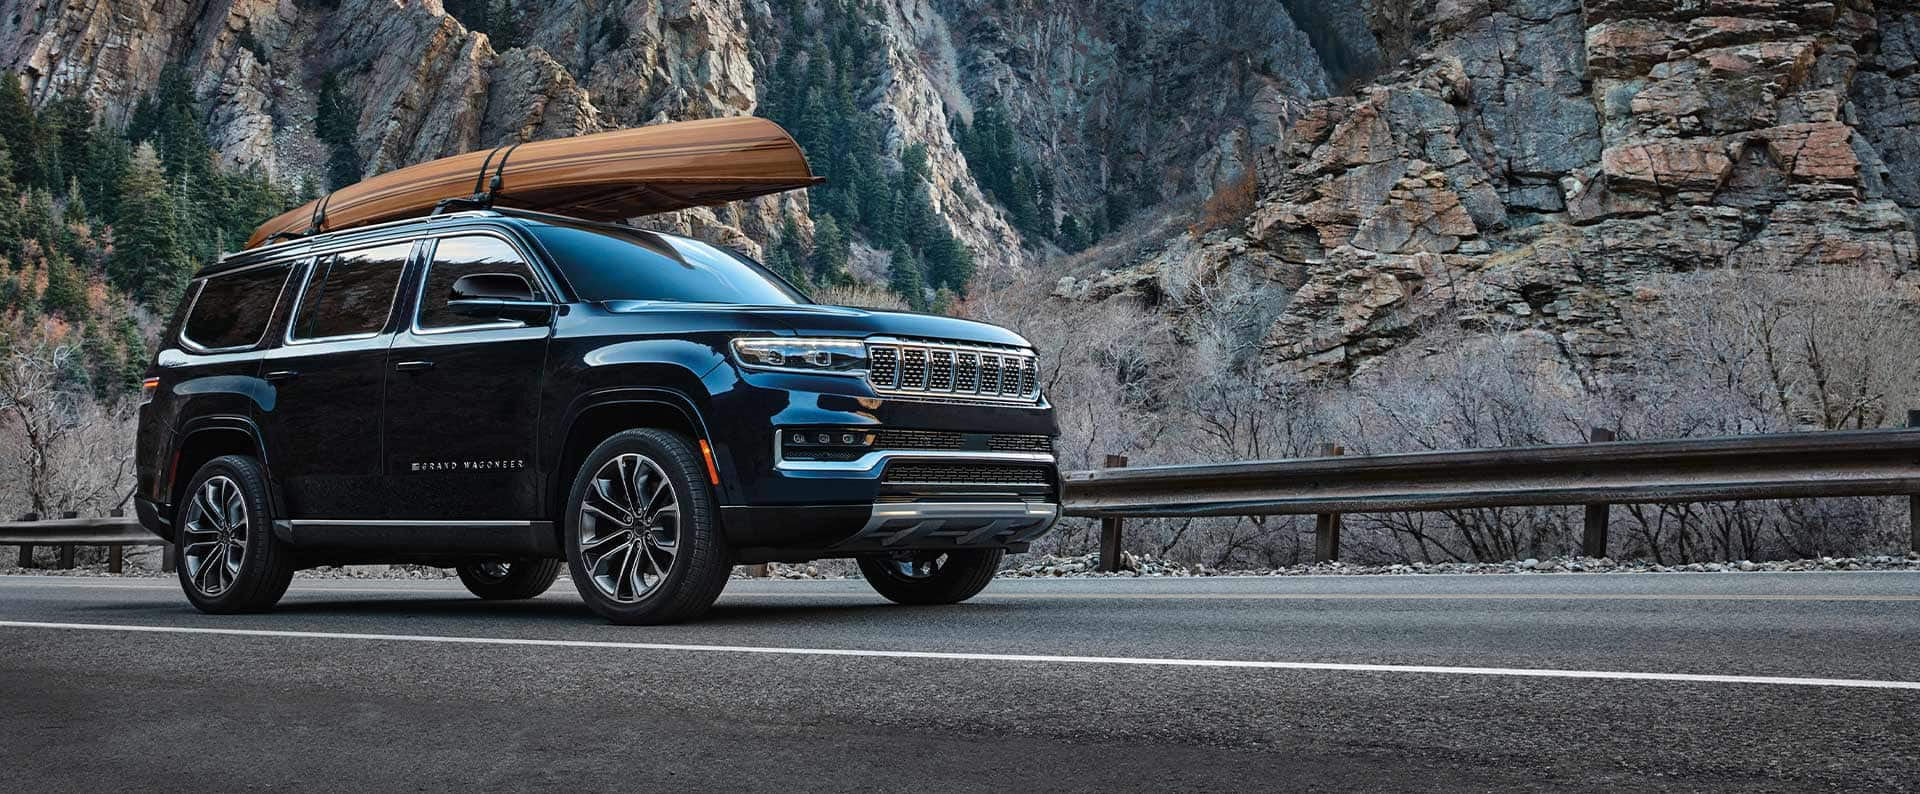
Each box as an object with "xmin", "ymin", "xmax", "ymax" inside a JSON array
[
  {"xmin": 178, "ymin": 264, "xmax": 296, "ymax": 354},
  {"xmin": 284, "ymin": 241, "xmax": 414, "ymax": 346},
  {"xmin": 407, "ymin": 231, "xmax": 553, "ymax": 337}
]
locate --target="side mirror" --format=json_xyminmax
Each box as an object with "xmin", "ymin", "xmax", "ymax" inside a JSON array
[{"xmin": 447, "ymin": 273, "xmax": 553, "ymax": 326}]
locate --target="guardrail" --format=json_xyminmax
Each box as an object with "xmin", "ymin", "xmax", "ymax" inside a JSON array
[
  {"xmin": 7, "ymin": 418, "xmax": 1919, "ymax": 577},
  {"xmin": 1063, "ymin": 413, "xmax": 1920, "ymax": 572},
  {"xmin": 1, "ymin": 512, "xmax": 167, "ymax": 573}
]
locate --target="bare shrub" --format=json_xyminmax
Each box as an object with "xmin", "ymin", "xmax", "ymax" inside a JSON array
[
  {"xmin": 0, "ymin": 336, "xmax": 137, "ymax": 519},
  {"xmin": 814, "ymin": 282, "xmax": 909, "ymax": 311}
]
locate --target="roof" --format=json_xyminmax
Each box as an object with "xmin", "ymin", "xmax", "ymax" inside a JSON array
[{"xmin": 200, "ymin": 208, "xmax": 681, "ymax": 278}]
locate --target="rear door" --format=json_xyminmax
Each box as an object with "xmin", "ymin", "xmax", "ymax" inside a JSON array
[
  {"xmin": 255, "ymin": 240, "xmax": 415, "ymax": 519},
  {"xmin": 380, "ymin": 232, "xmax": 554, "ymax": 520}
]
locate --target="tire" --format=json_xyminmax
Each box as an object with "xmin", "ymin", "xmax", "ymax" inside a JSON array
[
  {"xmin": 562, "ymin": 429, "xmax": 732, "ymax": 625},
  {"xmin": 857, "ymin": 549, "xmax": 1004, "ymax": 605},
  {"xmin": 174, "ymin": 455, "xmax": 297, "ymax": 614},
  {"xmin": 456, "ymin": 558, "xmax": 563, "ymax": 600}
]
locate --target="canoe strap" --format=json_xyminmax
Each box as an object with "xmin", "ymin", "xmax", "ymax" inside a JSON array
[
  {"xmin": 304, "ymin": 190, "xmax": 334, "ymax": 237},
  {"xmin": 463, "ymin": 142, "xmax": 523, "ymax": 207},
  {"xmin": 487, "ymin": 142, "xmax": 522, "ymax": 197},
  {"xmin": 471, "ymin": 146, "xmax": 504, "ymax": 198}
]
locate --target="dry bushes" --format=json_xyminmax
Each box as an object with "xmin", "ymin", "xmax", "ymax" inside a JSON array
[{"xmin": 972, "ymin": 258, "xmax": 1920, "ymax": 567}]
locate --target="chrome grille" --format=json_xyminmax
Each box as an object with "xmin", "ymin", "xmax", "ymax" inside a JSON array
[
  {"xmin": 928, "ymin": 350, "xmax": 953, "ymax": 390},
  {"xmin": 864, "ymin": 339, "xmax": 1041, "ymax": 403},
  {"xmin": 870, "ymin": 346, "xmax": 898, "ymax": 387},
  {"xmin": 900, "ymin": 347, "xmax": 928, "ymax": 390}
]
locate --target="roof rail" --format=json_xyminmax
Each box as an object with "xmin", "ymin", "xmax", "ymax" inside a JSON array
[{"xmin": 213, "ymin": 210, "xmax": 502, "ymax": 263}]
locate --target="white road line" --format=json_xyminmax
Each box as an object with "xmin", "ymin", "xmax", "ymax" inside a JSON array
[
  {"xmin": 2, "ymin": 577, "xmax": 1917, "ymax": 602},
  {"xmin": 4, "ymin": 619, "xmax": 1918, "ymax": 691}
]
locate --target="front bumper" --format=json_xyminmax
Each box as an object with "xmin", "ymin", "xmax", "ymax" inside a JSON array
[
  {"xmin": 704, "ymin": 366, "xmax": 1062, "ymax": 560},
  {"xmin": 724, "ymin": 500, "xmax": 1059, "ymax": 563}
]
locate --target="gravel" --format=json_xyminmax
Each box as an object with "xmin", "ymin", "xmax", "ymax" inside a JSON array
[
  {"xmin": 7, "ymin": 552, "xmax": 1919, "ymax": 581},
  {"xmin": 996, "ymin": 551, "xmax": 1920, "ymax": 578}
]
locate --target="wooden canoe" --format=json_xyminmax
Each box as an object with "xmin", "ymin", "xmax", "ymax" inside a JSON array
[{"xmin": 246, "ymin": 116, "xmax": 821, "ymax": 249}]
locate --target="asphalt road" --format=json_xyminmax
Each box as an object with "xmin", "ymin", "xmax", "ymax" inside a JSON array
[{"xmin": 3, "ymin": 571, "xmax": 1918, "ymax": 792}]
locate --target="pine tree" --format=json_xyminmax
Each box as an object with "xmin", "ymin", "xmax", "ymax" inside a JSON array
[
  {"xmin": 888, "ymin": 246, "xmax": 926, "ymax": 311},
  {"xmin": 316, "ymin": 72, "xmax": 362, "ymax": 190},
  {"xmin": 78, "ymin": 133, "xmax": 129, "ymax": 221},
  {"xmin": 489, "ymin": 0, "xmax": 520, "ymax": 49},
  {"xmin": 109, "ymin": 143, "xmax": 191, "ymax": 305},
  {"xmin": 115, "ymin": 315, "xmax": 149, "ymax": 393},
  {"xmin": 62, "ymin": 178, "xmax": 88, "ymax": 225},
  {"xmin": 0, "ymin": 143, "xmax": 17, "ymax": 257},
  {"xmin": 810, "ymin": 214, "xmax": 849, "ymax": 283},
  {"xmin": 1058, "ymin": 214, "xmax": 1088, "ymax": 253},
  {"xmin": 21, "ymin": 188, "xmax": 56, "ymax": 249},
  {"xmin": 923, "ymin": 233, "xmax": 975, "ymax": 294},
  {"xmin": 42, "ymin": 249, "xmax": 87, "ymax": 316},
  {"xmin": 0, "ymin": 71, "xmax": 36, "ymax": 188}
]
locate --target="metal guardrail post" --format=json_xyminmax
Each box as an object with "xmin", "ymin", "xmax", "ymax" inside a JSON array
[
  {"xmin": 1582, "ymin": 427, "xmax": 1616, "ymax": 558},
  {"xmin": 16, "ymin": 513, "xmax": 37, "ymax": 568},
  {"xmin": 57, "ymin": 511, "xmax": 78, "ymax": 569},
  {"xmin": 1099, "ymin": 455, "xmax": 1129, "ymax": 572},
  {"xmin": 108, "ymin": 509, "xmax": 126, "ymax": 573},
  {"xmin": 1313, "ymin": 444, "xmax": 1344, "ymax": 563},
  {"xmin": 1910, "ymin": 410, "xmax": 1919, "ymax": 555}
]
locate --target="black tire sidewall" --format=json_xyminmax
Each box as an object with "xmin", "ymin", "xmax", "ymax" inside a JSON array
[
  {"xmin": 456, "ymin": 558, "xmax": 563, "ymax": 600},
  {"xmin": 858, "ymin": 549, "xmax": 1004, "ymax": 605},
  {"xmin": 174, "ymin": 455, "xmax": 295, "ymax": 614},
  {"xmin": 563, "ymin": 429, "xmax": 730, "ymax": 624}
]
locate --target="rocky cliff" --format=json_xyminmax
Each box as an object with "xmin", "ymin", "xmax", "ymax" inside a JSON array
[
  {"xmin": 1060, "ymin": 0, "xmax": 1920, "ymax": 384},
  {"xmin": 5, "ymin": 0, "xmax": 1915, "ymax": 381},
  {"xmin": 0, "ymin": 0, "xmax": 1353, "ymax": 271}
]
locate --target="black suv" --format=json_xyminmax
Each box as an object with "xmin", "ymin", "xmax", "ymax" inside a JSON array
[{"xmin": 134, "ymin": 209, "xmax": 1059, "ymax": 624}]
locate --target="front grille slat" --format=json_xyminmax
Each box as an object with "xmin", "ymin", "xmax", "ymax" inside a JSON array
[
  {"xmin": 884, "ymin": 463, "xmax": 1052, "ymax": 486},
  {"xmin": 864, "ymin": 340, "xmax": 1039, "ymax": 404},
  {"xmin": 899, "ymin": 347, "xmax": 928, "ymax": 390},
  {"xmin": 869, "ymin": 346, "xmax": 899, "ymax": 388},
  {"xmin": 869, "ymin": 430, "xmax": 1054, "ymax": 453}
]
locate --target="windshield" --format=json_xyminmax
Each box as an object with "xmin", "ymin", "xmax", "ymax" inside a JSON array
[{"xmin": 529, "ymin": 222, "xmax": 808, "ymax": 305}]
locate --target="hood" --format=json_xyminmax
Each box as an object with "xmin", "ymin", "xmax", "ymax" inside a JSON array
[{"xmin": 600, "ymin": 302, "xmax": 1033, "ymax": 348}]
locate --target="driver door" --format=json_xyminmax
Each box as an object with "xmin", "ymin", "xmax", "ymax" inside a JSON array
[{"xmin": 381, "ymin": 232, "xmax": 555, "ymax": 520}]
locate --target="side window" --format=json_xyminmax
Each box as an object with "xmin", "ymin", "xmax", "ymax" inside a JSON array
[
  {"xmin": 290, "ymin": 241, "xmax": 412, "ymax": 341},
  {"xmin": 181, "ymin": 265, "xmax": 292, "ymax": 351},
  {"xmin": 416, "ymin": 235, "xmax": 544, "ymax": 330}
]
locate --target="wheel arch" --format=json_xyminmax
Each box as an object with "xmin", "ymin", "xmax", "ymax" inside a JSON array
[
  {"xmin": 549, "ymin": 388, "xmax": 728, "ymax": 526},
  {"xmin": 170, "ymin": 417, "xmax": 282, "ymax": 519}
]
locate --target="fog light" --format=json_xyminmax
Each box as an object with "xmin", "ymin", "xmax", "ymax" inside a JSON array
[{"xmin": 779, "ymin": 428, "xmax": 877, "ymax": 462}]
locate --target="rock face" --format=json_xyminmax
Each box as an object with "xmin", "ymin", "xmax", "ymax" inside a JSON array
[
  {"xmin": 0, "ymin": 0, "xmax": 1361, "ymax": 270},
  {"xmin": 1105, "ymin": 0, "xmax": 1920, "ymax": 380},
  {"xmin": 5, "ymin": 0, "xmax": 1914, "ymax": 353}
]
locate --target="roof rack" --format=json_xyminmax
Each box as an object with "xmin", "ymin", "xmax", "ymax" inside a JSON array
[{"xmin": 214, "ymin": 209, "xmax": 502, "ymax": 263}]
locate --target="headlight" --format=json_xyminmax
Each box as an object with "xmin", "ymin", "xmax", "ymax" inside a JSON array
[{"xmin": 730, "ymin": 337, "xmax": 868, "ymax": 375}]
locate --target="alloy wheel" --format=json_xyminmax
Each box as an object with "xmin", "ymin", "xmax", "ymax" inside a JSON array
[
  {"xmin": 180, "ymin": 475, "xmax": 248, "ymax": 597},
  {"xmin": 577, "ymin": 453, "xmax": 680, "ymax": 603},
  {"xmin": 883, "ymin": 551, "xmax": 947, "ymax": 580}
]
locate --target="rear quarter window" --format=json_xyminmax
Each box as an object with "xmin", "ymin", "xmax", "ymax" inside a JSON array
[
  {"xmin": 290, "ymin": 241, "xmax": 413, "ymax": 341},
  {"xmin": 180, "ymin": 265, "xmax": 293, "ymax": 351}
]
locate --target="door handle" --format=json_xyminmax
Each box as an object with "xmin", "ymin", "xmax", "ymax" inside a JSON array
[
  {"xmin": 263, "ymin": 370, "xmax": 299, "ymax": 382},
  {"xmin": 394, "ymin": 360, "xmax": 435, "ymax": 373}
]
